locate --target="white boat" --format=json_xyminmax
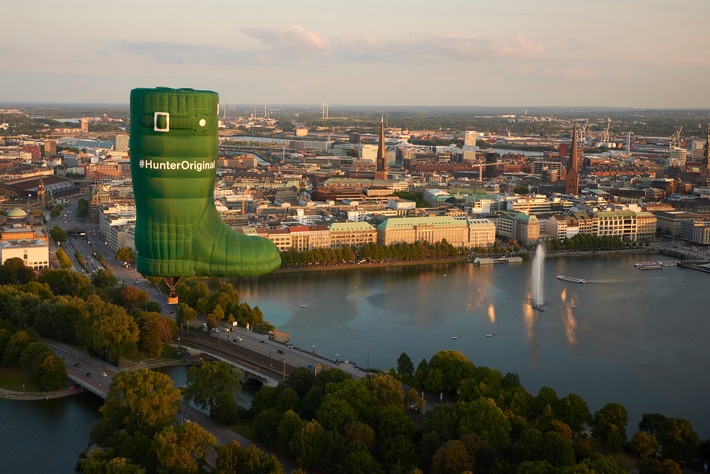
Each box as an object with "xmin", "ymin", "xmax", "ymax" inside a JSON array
[
  {"xmin": 637, "ymin": 263, "xmax": 662, "ymax": 270},
  {"xmin": 486, "ymin": 334, "xmax": 493, "ymax": 338},
  {"xmin": 452, "ymin": 336, "xmax": 459, "ymax": 340},
  {"xmin": 300, "ymin": 304, "xmax": 307, "ymax": 308},
  {"xmin": 557, "ymin": 275, "xmax": 586, "ymax": 284}
]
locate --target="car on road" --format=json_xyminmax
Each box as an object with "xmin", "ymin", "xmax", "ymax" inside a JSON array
[
  {"xmin": 86, "ymin": 372, "xmax": 92, "ymax": 377},
  {"xmin": 100, "ymin": 372, "xmax": 108, "ymax": 377},
  {"xmin": 277, "ymin": 349, "xmax": 284, "ymax": 354},
  {"xmin": 235, "ymin": 336, "xmax": 242, "ymax": 341},
  {"xmin": 74, "ymin": 362, "xmax": 81, "ymax": 368}
]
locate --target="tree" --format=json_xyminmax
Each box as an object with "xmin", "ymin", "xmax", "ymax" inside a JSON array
[
  {"xmin": 153, "ymin": 422, "xmax": 216, "ymax": 474},
  {"xmin": 134, "ymin": 311, "xmax": 177, "ymax": 358},
  {"xmin": 591, "ymin": 402, "xmax": 628, "ymax": 451},
  {"xmin": 458, "ymin": 397, "xmax": 511, "ymax": 451},
  {"xmin": 630, "ymin": 431, "xmax": 659, "ymax": 459},
  {"xmin": 557, "ymin": 393, "xmax": 590, "ymax": 435},
  {"xmin": 77, "ymin": 198, "xmax": 89, "ymax": 219},
  {"xmin": 215, "ymin": 440, "xmax": 285, "ymax": 474},
  {"xmin": 317, "ymin": 395, "xmax": 357, "ymax": 432},
  {"xmin": 364, "ymin": 373, "xmax": 404, "ymax": 408},
  {"xmin": 0, "ymin": 258, "xmax": 36, "ymax": 285},
  {"xmin": 91, "ymin": 268, "xmax": 118, "ymax": 289},
  {"xmin": 77, "ymin": 294, "xmax": 140, "ymax": 363},
  {"xmin": 430, "ymin": 439, "xmax": 473, "ymax": 474},
  {"xmin": 343, "ymin": 420, "xmax": 376, "ymax": 452},
  {"xmin": 55, "ymin": 246, "xmax": 72, "ymax": 269},
  {"xmin": 542, "ymin": 430, "xmax": 575, "ymax": 467},
  {"xmin": 176, "ymin": 303, "xmax": 197, "ymax": 328},
  {"xmin": 98, "ymin": 369, "xmax": 181, "ymax": 438},
  {"xmin": 115, "ymin": 247, "xmax": 136, "ymax": 264},
  {"xmin": 183, "ymin": 360, "xmax": 244, "ymax": 423},
  {"xmin": 291, "ymin": 420, "xmax": 327, "ymax": 470},
  {"xmin": 111, "ymin": 285, "xmax": 150, "ymax": 313},
  {"xmin": 49, "ymin": 225, "xmax": 68, "ymax": 244},
  {"xmin": 3, "ymin": 330, "xmax": 32, "ymax": 365},
  {"xmin": 396, "ymin": 352, "xmax": 414, "ymax": 379},
  {"xmin": 339, "ymin": 450, "xmax": 384, "ymax": 474},
  {"xmin": 656, "ymin": 417, "xmax": 699, "ymax": 465},
  {"xmin": 40, "ymin": 268, "xmax": 91, "ymax": 296},
  {"xmin": 425, "ymin": 350, "xmax": 476, "ymax": 395},
  {"xmin": 424, "ymin": 403, "xmax": 460, "ymax": 442}
]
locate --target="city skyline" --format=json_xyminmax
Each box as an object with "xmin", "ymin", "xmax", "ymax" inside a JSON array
[{"xmin": 2, "ymin": 0, "xmax": 710, "ymax": 108}]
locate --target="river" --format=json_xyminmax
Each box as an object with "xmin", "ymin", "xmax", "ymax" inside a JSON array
[{"xmin": 2, "ymin": 253, "xmax": 708, "ymax": 472}]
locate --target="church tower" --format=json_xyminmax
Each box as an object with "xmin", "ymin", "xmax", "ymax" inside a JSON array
[
  {"xmin": 37, "ymin": 176, "xmax": 46, "ymax": 208},
  {"xmin": 704, "ymin": 126, "xmax": 710, "ymax": 176},
  {"xmin": 565, "ymin": 123, "xmax": 580, "ymax": 195},
  {"xmin": 374, "ymin": 116, "xmax": 388, "ymax": 181}
]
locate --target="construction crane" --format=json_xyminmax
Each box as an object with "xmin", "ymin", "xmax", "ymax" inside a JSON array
[
  {"xmin": 576, "ymin": 118, "xmax": 589, "ymax": 142},
  {"xmin": 601, "ymin": 117, "xmax": 611, "ymax": 146},
  {"xmin": 669, "ymin": 126, "xmax": 683, "ymax": 149}
]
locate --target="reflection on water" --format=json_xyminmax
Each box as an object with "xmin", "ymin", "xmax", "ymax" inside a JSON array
[
  {"xmin": 487, "ymin": 303, "xmax": 496, "ymax": 324},
  {"xmin": 563, "ymin": 306, "xmax": 578, "ymax": 345}
]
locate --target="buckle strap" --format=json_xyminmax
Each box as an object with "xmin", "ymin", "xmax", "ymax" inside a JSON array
[{"xmin": 142, "ymin": 112, "xmax": 210, "ymax": 132}]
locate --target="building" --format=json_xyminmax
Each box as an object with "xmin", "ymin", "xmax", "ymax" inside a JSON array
[
  {"xmin": 329, "ymin": 222, "xmax": 377, "ymax": 247},
  {"xmin": 496, "ymin": 211, "xmax": 540, "ymax": 245},
  {"xmin": 0, "ymin": 208, "xmax": 49, "ymax": 269},
  {"xmin": 467, "ymin": 218, "xmax": 496, "ymax": 247},
  {"xmin": 596, "ymin": 210, "xmax": 639, "ymax": 242},
  {"xmin": 680, "ymin": 218, "xmax": 710, "ymax": 245},
  {"xmin": 376, "ymin": 216, "xmax": 469, "ymax": 247},
  {"xmin": 374, "ymin": 117, "xmax": 388, "ymax": 181},
  {"xmin": 565, "ymin": 123, "xmax": 580, "ymax": 195}
]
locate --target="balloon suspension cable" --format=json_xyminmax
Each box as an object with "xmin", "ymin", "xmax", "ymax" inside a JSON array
[{"xmin": 164, "ymin": 276, "xmax": 181, "ymax": 304}]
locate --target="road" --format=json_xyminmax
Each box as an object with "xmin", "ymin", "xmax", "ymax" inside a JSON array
[{"xmin": 46, "ymin": 341, "xmax": 117, "ymax": 397}]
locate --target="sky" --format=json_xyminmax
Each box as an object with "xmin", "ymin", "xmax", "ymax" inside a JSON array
[{"xmin": 2, "ymin": 0, "xmax": 710, "ymax": 108}]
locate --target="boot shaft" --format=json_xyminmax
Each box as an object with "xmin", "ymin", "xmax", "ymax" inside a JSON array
[{"xmin": 130, "ymin": 87, "xmax": 219, "ymax": 204}]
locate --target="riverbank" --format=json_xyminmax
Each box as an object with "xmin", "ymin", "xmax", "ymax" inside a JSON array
[
  {"xmin": 273, "ymin": 247, "xmax": 659, "ymax": 273},
  {"xmin": 0, "ymin": 386, "xmax": 78, "ymax": 401}
]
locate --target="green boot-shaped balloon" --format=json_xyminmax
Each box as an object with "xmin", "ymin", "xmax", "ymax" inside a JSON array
[{"xmin": 130, "ymin": 87, "xmax": 281, "ymax": 278}]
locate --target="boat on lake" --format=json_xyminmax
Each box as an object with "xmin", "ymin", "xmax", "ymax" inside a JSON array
[
  {"xmin": 636, "ymin": 263, "xmax": 662, "ymax": 270},
  {"xmin": 557, "ymin": 275, "xmax": 586, "ymax": 284},
  {"xmin": 474, "ymin": 256, "xmax": 524, "ymax": 265}
]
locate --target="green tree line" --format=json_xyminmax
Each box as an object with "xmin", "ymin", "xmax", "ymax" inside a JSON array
[{"xmin": 280, "ymin": 240, "xmax": 461, "ymax": 268}]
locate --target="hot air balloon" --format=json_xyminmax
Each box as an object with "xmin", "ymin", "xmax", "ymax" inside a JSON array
[{"xmin": 130, "ymin": 87, "xmax": 281, "ymax": 302}]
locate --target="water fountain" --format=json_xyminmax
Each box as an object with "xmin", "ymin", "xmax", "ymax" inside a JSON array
[{"xmin": 532, "ymin": 243, "xmax": 545, "ymax": 311}]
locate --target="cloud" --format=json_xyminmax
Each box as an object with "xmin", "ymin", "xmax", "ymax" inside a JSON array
[
  {"xmin": 242, "ymin": 25, "xmax": 325, "ymax": 53},
  {"xmin": 331, "ymin": 32, "xmax": 545, "ymax": 63}
]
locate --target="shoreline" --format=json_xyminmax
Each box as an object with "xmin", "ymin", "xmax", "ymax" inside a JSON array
[
  {"xmin": 0, "ymin": 386, "xmax": 78, "ymax": 401},
  {"xmin": 273, "ymin": 247, "xmax": 659, "ymax": 273}
]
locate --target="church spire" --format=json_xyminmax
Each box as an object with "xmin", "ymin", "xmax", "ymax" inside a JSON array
[
  {"xmin": 565, "ymin": 122, "xmax": 580, "ymax": 195},
  {"xmin": 375, "ymin": 115, "xmax": 388, "ymax": 181}
]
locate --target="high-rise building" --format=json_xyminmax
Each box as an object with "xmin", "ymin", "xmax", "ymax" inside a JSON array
[
  {"xmin": 44, "ymin": 139, "xmax": 57, "ymax": 158},
  {"xmin": 80, "ymin": 118, "xmax": 89, "ymax": 133},
  {"xmin": 374, "ymin": 117, "xmax": 388, "ymax": 181},
  {"xmin": 565, "ymin": 123, "xmax": 580, "ymax": 195},
  {"xmin": 114, "ymin": 134, "xmax": 129, "ymax": 153},
  {"xmin": 705, "ymin": 126, "xmax": 710, "ymax": 175}
]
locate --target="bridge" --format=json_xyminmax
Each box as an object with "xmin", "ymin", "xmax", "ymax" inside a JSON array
[{"xmin": 47, "ymin": 328, "xmax": 365, "ymax": 399}]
